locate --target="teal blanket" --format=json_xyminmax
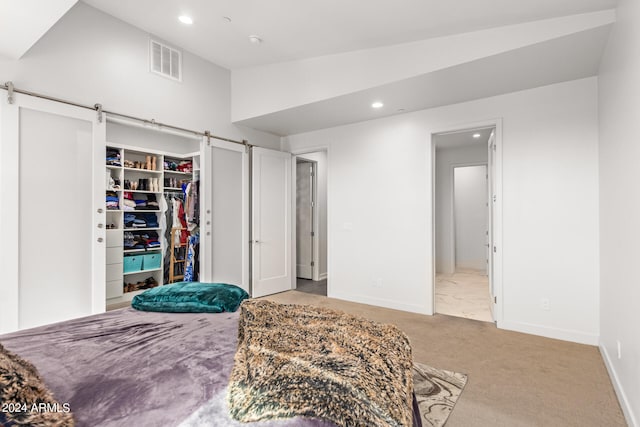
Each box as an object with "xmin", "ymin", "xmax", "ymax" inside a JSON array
[{"xmin": 132, "ymin": 282, "xmax": 249, "ymax": 313}]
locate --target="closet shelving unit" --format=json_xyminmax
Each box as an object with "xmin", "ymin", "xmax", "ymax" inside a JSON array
[
  {"xmin": 106, "ymin": 147, "xmax": 164, "ymax": 300},
  {"xmin": 105, "ymin": 144, "xmax": 200, "ymax": 304}
]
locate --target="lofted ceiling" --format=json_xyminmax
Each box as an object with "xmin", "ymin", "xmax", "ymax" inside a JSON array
[
  {"xmin": 1, "ymin": 0, "xmax": 619, "ymax": 136},
  {"xmin": 81, "ymin": 0, "xmax": 617, "ymax": 69},
  {"xmin": 235, "ymin": 26, "xmax": 611, "ymax": 136}
]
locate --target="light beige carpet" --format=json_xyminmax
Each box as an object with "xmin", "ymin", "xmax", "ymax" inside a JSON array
[{"xmin": 262, "ymin": 291, "xmax": 626, "ymax": 427}]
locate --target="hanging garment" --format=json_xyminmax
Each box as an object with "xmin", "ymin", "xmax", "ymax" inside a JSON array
[
  {"xmin": 177, "ymin": 201, "xmax": 189, "ymax": 244},
  {"xmin": 162, "ymin": 195, "xmax": 174, "ymax": 282},
  {"xmin": 183, "ymin": 233, "xmax": 199, "ymax": 282}
]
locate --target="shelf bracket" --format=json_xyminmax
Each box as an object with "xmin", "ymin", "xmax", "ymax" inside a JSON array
[
  {"xmin": 94, "ymin": 103, "xmax": 103, "ymax": 123},
  {"xmin": 5, "ymin": 81, "xmax": 14, "ymax": 104},
  {"xmin": 243, "ymin": 140, "xmax": 249, "ymax": 153},
  {"xmin": 205, "ymin": 130, "xmax": 211, "ymax": 146}
]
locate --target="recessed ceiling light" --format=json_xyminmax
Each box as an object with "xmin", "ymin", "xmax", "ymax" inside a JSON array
[
  {"xmin": 222, "ymin": 16, "xmax": 232, "ymax": 23},
  {"xmin": 371, "ymin": 101, "xmax": 384, "ymax": 109},
  {"xmin": 178, "ymin": 15, "xmax": 193, "ymax": 25},
  {"xmin": 248, "ymin": 35, "xmax": 262, "ymax": 44},
  {"xmin": 473, "ymin": 133, "xmax": 481, "ymax": 138}
]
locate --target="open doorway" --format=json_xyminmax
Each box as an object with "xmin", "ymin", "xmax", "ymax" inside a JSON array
[
  {"xmin": 295, "ymin": 152, "xmax": 328, "ymax": 296},
  {"xmin": 433, "ymin": 126, "xmax": 495, "ymax": 322}
]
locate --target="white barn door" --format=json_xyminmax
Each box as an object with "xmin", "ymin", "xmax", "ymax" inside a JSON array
[
  {"xmin": 251, "ymin": 147, "xmax": 292, "ymax": 297},
  {"xmin": 0, "ymin": 93, "xmax": 106, "ymax": 333}
]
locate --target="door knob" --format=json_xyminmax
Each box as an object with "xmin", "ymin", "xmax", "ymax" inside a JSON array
[
  {"xmin": 97, "ymin": 208, "xmax": 104, "ymax": 214},
  {"xmin": 97, "ymin": 237, "xmax": 104, "ymax": 243},
  {"xmin": 97, "ymin": 223, "xmax": 104, "ymax": 228}
]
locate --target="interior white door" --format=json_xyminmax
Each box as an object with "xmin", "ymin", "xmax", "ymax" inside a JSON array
[
  {"xmin": 0, "ymin": 93, "xmax": 106, "ymax": 333},
  {"xmin": 453, "ymin": 165, "xmax": 488, "ymax": 272},
  {"xmin": 487, "ymin": 131, "xmax": 496, "ymax": 319},
  {"xmin": 251, "ymin": 147, "xmax": 292, "ymax": 297},
  {"xmin": 201, "ymin": 138, "xmax": 249, "ymax": 292},
  {"xmin": 296, "ymin": 161, "xmax": 314, "ymax": 279}
]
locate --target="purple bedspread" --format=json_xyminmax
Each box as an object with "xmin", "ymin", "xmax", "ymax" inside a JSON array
[{"xmin": 0, "ymin": 308, "xmax": 335, "ymax": 427}]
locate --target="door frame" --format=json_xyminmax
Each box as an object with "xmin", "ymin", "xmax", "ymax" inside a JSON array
[
  {"xmin": 0, "ymin": 92, "xmax": 106, "ymax": 333},
  {"xmin": 430, "ymin": 119, "xmax": 503, "ymax": 324},
  {"xmin": 290, "ymin": 146, "xmax": 330, "ymax": 292}
]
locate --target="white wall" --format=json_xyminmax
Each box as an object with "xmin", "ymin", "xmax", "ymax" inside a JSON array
[
  {"xmin": 283, "ymin": 77, "xmax": 600, "ymax": 345},
  {"xmin": 0, "ymin": 2, "xmax": 280, "ymax": 150},
  {"xmin": 435, "ymin": 144, "xmax": 488, "ymax": 274},
  {"xmin": 296, "ymin": 151, "xmax": 328, "ymax": 279},
  {"xmin": 454, "ymin": 165, "xmax": 488, "ymax": 271},
  {"xmin": 598, "ymin": 0, "xmax": 640, "ymax": 424},
  {"xmin": 106, "ymin": 122, "xmax": 200, "ymax": 154}
]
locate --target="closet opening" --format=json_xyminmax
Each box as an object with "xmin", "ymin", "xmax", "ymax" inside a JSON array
[
  {"xmin": 294, "ymin": 151, "xmax": 328, "ymax": 297},
  {"xmin": 433, "ymin": 126, "xmax": 496, "ymax": 322}
]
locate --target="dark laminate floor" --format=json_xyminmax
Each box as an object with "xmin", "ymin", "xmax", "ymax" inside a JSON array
[{"xmin": 296, "ymin": 278, "xmax": 327, "ymax": 296}]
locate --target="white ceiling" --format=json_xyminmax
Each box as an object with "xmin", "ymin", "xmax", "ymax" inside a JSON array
[
  {"xmin": 434, "ymin": 128, "xmax": 494, "ymax": 151},
  {"xmin": 81, "ymin": 0, "xmax": 617, "ymax": 69},
  {"xmin": 235, "ymin": 26, "xmax": 610, "ymax": 136}
]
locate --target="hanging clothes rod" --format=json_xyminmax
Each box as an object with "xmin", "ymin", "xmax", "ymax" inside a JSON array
[{"xmin": 1, "ymin": 81, "xmax": 251, "ymax": 147}]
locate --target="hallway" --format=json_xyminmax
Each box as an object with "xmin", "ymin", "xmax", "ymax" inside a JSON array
[{"xmin": 435, "ymin": 269, "xmax": 493, "ymax": 322}]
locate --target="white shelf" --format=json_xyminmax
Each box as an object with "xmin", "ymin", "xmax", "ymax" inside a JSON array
[
  {"xmin": 123, "ymin": 227, "xmax": 161, "ymax": 231},
  {"xmin": 123, "ymin": 190, "xmax": 161, "ymax": 194},
  {"xmin": 123, "ymin": 267, "xmax": 162, "ymax": 276},
  {"xmin": 164, "ymin": 170, "xmax": 192, "ymax": 175},
  {"xmin": 164, "ymin": 187, "xmax": 183, "ymax": 191},
  {"xmin": 123, "ymin": 167, "xmax": 162, "ymax": 174},
  {"xmin": 106, "ymin": 209, "xmax": 123, "ymax": 212},
  {"xmin": 106, "ymin": 165, "xmax": 122, "ymax": 169},
  {"xmin": 123, "ymin": 247, "xmax": 163, "ymax": 253}
]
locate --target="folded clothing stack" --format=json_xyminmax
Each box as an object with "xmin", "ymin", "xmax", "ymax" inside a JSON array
[
  {"xmin": 106, "ymin": 191, "xmax": 119, "ymax": 210},
  {"xmin": 124, "ymin": 213, "xmax": 159, "ymax": 229},
  {"xmin": 123, "ymin": 230, "xmax": 160, "ymax": 250},
  {"xmin": 106, "ymin": 148, "xmax": 121, "ymax": 166},
  {"xmin": 134, "ymin": 193, "xmax": 160, "ymax": 211},
  {"xmin": 164, "ymin": 159, "xmax": 192, "ymax": 173}
]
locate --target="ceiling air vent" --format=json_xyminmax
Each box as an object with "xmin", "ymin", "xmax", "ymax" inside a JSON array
[{"xmin": 150, "ymin": 39, "xmax": 182, "ymax": 81}]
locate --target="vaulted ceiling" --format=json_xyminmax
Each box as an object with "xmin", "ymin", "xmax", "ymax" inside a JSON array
[
  {"xmin": 82, "ymin": 0, "xmax": 616, "ymax": 69},
  {"xmin": 1, "ymin": 0, "xmax": 619, "ymax": 136}
]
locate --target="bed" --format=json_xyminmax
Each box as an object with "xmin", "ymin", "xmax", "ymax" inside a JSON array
[{"xmin": 0, "ymin": 302, "xmax": 421, "ymax": 427}]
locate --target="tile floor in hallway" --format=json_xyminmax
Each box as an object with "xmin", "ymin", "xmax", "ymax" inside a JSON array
[{"xmin": 436, "ymin": 269, "xmax": 493, "ymax": 322}]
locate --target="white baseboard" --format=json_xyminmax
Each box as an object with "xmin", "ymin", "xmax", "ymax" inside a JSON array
[
  {"xmin": 498, "ymin": 320, "xmax": 599, "ymax": 346},
  {"xmin": 319, "ymin": 272, "xmax": 328, "ymax": 281},
  {"xmin": 600, "ymin": 344, "xmax": 638, "ymax": 427},
  {"xmin": 328, "ymin": 291, "xmax": 430, "ymax": 315}
]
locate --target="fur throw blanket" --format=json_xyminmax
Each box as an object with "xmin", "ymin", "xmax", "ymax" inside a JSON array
[
  {"xmin": 0, "ymin": 343, "xmax": 74, "ymax": 426},
  {"xmin": 227, "ymin": 300, "xmax": 414, "ymax": 426}
]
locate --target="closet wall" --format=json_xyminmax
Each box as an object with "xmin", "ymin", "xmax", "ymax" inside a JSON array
[{"xmin": 0, "ymin": 1, "xmax": 261, "ymax": 310}]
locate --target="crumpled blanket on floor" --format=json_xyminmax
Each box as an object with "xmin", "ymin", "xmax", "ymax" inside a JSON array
[{"xmin": 227, "ymin": 300, "xmax": 414, "ymax": 426}]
